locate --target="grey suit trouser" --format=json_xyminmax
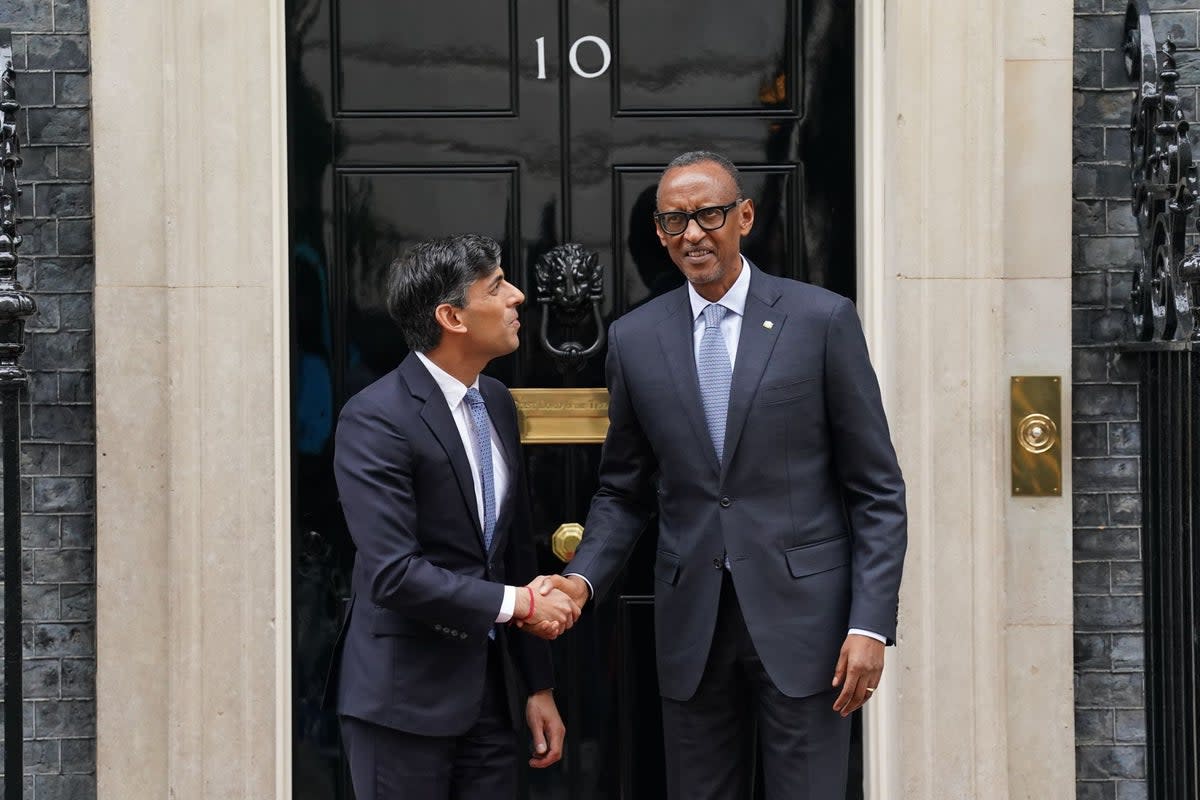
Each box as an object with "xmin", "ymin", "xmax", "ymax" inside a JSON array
[{"xmin": 661, "ymin": 572, "xmax": 852, "ymax": 800}]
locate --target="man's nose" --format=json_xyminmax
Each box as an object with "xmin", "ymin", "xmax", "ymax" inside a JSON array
[
  {"xmin": 510, "ymin": 286, "xmax": 526, "ymax": 306},
  {"xmin": 683, "ymin": 218, "xmax": 705, "ymax": 241}
]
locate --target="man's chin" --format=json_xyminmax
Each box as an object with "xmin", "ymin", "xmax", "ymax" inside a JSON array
[{"xmin": 682, "ymin": 267, "xmax": 722, "ymax": 286}]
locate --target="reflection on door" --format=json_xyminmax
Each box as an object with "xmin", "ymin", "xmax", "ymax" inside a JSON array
[{"xmin": 286, "ymin": 1, "xmax": 858, "ymax": 797}]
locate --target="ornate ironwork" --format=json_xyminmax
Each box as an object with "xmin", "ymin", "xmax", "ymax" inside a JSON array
[
  {"xmin": 1125, "ymin": 0, "xmax": 1200, "ymax": 341},
  {"xmin": 1120, "ymin": 8, "xmax": 1200, "ymax": 797},
  {"xmin": 534, "ymin": 243, "xmax": 606, "ymax": 372},
  {"xmin": 0, "ymin": 27, "xmax": 34, "ymax": 800}
]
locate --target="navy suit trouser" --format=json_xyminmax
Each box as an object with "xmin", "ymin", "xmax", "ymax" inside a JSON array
[
  {"xmin": 339, "ymin": 639, "xmax": 517, "ymax": 800},
  {"xmin": 661, "ymin": 571, "xmax": 852, "ymax": 800}
]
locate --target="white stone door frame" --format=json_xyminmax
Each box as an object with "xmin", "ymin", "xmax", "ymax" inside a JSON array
[
  {"xmin": 865, "ymin": 1, "xmax": 1077, "ymax": 797},
  {"xmin": 92, "ymin": 0, "xmax": 292, "ymax": 796},
  {"xmin": 91, "ymin": 0, "xmax": 1076, "ymax": 797},
  {"xmin": 856, "ymin": 4, "xmax": 892, "ymax": 794}
]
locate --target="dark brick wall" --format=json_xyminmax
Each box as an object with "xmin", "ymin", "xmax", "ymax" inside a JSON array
[
  {"xmin": 0, "ymin": 0, "xmax": 95, "ymax": 798},
  {"xmin": 1070, "ymin": 2, "xmax": 1185, "ymax": 799}
]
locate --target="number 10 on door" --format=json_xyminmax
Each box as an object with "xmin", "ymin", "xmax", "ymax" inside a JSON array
[{"xmin": 535, "ymin": 35, "xmax": 612, "ymax": 79}]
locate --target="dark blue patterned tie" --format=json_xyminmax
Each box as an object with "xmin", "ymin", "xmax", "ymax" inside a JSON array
[
  {"xmin": 698, "ymin": 304, "xmax": 733, "ymax": 461},
  {"xmin": 464, "ymin": 388, "xmax": 496, "ymax": 553}
]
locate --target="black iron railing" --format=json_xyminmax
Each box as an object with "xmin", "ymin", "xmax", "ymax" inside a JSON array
[
  {"xmin": 1121, "ymin": 2, "xmax": 1200, "ymax": 797},
  {"xmin": 0, "ymin": 27, "xmax": 35, "ymax": 800}
]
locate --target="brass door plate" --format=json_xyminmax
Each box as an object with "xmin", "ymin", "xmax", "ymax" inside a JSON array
[
  {"xmin": 509, "ymin": 388, "xmax": 609, "ymax": 444},
  {"xmin": 1011, "ymin": 376, "xmax": 1062, "ymax": 497}
]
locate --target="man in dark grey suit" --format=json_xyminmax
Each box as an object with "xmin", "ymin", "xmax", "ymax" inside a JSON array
[
  {"xmin": 327, "ymin": 234, "xmax": 581, "ymax": 799},
  {"xmin": 537, "ymin": 152, "xmax": 907, "ymax": 799}
]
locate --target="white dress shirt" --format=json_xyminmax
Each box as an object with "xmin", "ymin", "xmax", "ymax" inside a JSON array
[
  {"xmin": 571, "ymin": 257, "xmax": 886, "ymax": 644},
  {"xmin": 415, "ymin": 353, "xmax": 517, "ymax": 622}
]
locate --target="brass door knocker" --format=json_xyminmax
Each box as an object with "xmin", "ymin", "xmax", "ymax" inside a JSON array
[{"xmin": 534, "ymin": 243, "xmax": 606, "ymax": 372}]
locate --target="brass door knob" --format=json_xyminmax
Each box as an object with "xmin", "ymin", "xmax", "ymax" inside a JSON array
[{"xmin": 551, "ymin": 523, "xmax": 584, "ymax": 562}]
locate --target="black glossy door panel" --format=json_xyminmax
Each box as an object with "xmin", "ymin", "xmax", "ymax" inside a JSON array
[
  {"xmin": 336, "ymin": 0, "xmax": 517, "ymax": 114},
  {"xmin": 613, "ymin": 1, "xmax": 798, "ymax": 114}
]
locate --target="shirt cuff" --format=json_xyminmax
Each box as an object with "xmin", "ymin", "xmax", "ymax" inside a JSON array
[
  {"xmin": 563, "ymin": 572, "xmax": 594, "ymax": 599},
  {"xmin": 496, "ymin": 585, "xmax": 517, "ymax": 623},
  {"xmin": 848, "ymin": 628, "xmax": 887, "ymax": 644}
]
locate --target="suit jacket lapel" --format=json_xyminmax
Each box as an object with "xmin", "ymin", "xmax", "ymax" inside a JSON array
[
  {"xmin": 658, "ymin": 287, "xmax": 721, "ymax": 476},
  {"xmin": 721, "ymin": 267, "xmax": 785, "ymax": 477},
  {"xmin": 402, "ymin": 355, "xmax": 485, "ymax": 544},
  {"xmin": 481, "ymin": 380, "xmax": 519, "ymax": 557}
]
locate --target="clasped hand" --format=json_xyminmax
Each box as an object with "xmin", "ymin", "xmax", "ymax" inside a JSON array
[
  {"xmin": 512, "ymin": 575, "xmax": 582, "ymax": 638},
  {"xmin": 513, "ymin": 575, "xmax": 588, "ymax": 640}
]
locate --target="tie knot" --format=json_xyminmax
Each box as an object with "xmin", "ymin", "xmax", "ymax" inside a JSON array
[
  {"xmin": 703, "ymin": 303, "xmax": 728, "ymax": 329},
  {"xmin": 465, "ymin": 387, "xmax": 486, "ymax": 408}
]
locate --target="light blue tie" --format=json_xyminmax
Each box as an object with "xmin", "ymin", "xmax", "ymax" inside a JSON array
[
  {"xmin": 464, "ymin": 388, "xmax": 497, "ymax": 553},
  {"xmin": 698, "ymin": 304, "xmax": 733, "ymax": 462},
  {"xmin": 465, "ymin": 388, "xmax": 498, "ymax": 639}
]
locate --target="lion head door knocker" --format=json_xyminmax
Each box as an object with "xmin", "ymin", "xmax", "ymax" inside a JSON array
[{"xmin": 534, "ymin": 243, "xmax": 606, "ymax": 372}]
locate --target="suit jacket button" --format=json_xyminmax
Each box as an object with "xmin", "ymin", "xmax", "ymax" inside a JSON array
[
  {"xmin": 459, "ymin": 632, "xmax": 467, "ymax": 639},
  {"xmin": 720, "ymin": 496, "xmax": 731, "ymax": 508},
  {"xmin": 434, "ymin": 624, "xmax": 443, "ymax": 632},
  {"xmin": 712, "ymin": 558, "xmax": 722, "ymax": 569}
]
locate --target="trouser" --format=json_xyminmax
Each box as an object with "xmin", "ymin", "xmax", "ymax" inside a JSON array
[{"xmin": 661, "ymin": 571, "xmax": 852, "ymax": 800}]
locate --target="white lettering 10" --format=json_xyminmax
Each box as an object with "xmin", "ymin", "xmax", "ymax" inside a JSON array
[{"xmin": 535, "ymin": 35, "xmax": 612, "ymax": 80}]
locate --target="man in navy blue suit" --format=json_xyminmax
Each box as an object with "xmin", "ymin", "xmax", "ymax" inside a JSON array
[
  {"xmin": 327, "ymin": 234, "xmax": 580, "ymax": 799},
  {"xmin": 536, "ymin": 152, "xmax": 908, "ymax": 799}
]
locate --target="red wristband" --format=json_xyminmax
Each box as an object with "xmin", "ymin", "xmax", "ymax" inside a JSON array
[{"xmin": 520, "ymin": 585, "xmax": 535, "ymax": 621}]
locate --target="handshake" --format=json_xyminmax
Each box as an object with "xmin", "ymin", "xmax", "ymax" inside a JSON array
[{"xmin": 510, "ymin": 574, "xmax": 590, "ymax": 640}]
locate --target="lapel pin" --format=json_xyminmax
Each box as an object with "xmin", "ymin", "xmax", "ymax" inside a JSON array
[{"xmin": 763, "ymin": 320, "xmax": 774, "ymax": 330}]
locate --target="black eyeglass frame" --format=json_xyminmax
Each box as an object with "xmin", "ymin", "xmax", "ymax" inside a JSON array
[{"xmin": 653, "ymin": 198, "xmax": 745, "ymax": 236}]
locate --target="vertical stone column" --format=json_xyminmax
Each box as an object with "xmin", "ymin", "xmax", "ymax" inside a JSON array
[
  {"xmin": 91, "ymin": 0, "xmax": 290, "ymax": 797},
  {"xmin": 869, "ymin": 0, "xmax": 1074, "ymax": 796},
  {"xmin": 885, "ymin": 3, "xmax": 1010, "ymax": 794},
  {"xmin": 999, "ymin": 2, "xmax": 1075, "ymax": 797}
]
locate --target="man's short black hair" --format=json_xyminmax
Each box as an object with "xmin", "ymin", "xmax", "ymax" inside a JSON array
[
  {"xmin": 386, "ymin": 234, "xmax": 502, "ymax": 353},
  {"xmin": 658, "ymin": 150, "xmax": 746, "ymax": 203}
]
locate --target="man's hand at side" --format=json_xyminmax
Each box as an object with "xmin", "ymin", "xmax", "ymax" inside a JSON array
[
  {"xmin": 525, "ymin": 689, "xmax": 565, "ymax": 768},
  {"xmin": 831, "ymin": 634, "xmax": 885, "ymax": 717}
]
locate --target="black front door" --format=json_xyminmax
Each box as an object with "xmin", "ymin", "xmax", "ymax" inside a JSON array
[{"xmin": 286, "ymin": 1, "xmax": 857, "ymax": 797}]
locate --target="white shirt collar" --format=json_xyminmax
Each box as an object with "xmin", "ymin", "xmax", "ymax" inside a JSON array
[
  {"xmin": 688, "ymin": 254, "xmax": 751, "ymax": 322},
  {"xmin": 414, "ymin": 351, "xmax": 479, "ymax": 410}
]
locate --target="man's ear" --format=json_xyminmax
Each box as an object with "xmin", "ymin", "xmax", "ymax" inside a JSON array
[
  {"xmin": 434, "ymin": 303, "xmax": 468, "ymax": 335},
  {"xmin": 738, "ymin": 198, "xmax": 755, "ymax": 235}
]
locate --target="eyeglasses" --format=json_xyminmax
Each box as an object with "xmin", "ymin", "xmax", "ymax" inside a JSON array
[{"xmin": 653, "ymin": 199, "xmax": 745, "ymax": 236}]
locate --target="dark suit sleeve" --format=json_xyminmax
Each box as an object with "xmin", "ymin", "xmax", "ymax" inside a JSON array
[
  {"xmin": 824, "ymin": 298, "xmax": 908, "ymax": 643},
  {"xmin": 570, "ymin": 325, "xmax": 660, "ymax": 600},
  {"xmin": 334, "ymin": 399, "xmax": 505, "ymax": 639},
  {"xmin": 501, "ymin": 396, "xmax": 555, "ymax": 693}
]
